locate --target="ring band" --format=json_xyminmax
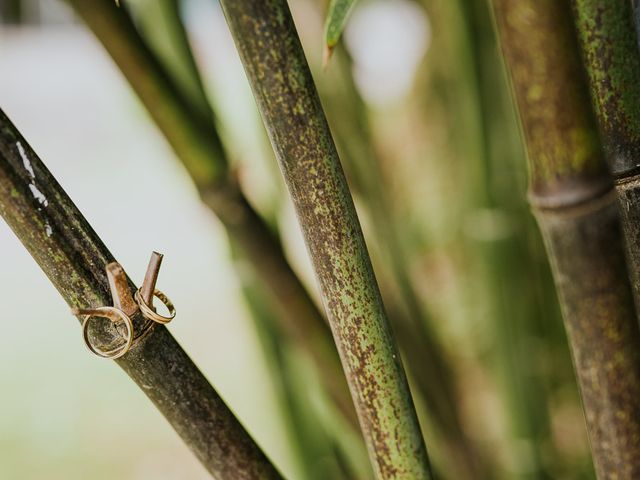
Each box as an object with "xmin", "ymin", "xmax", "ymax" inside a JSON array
[
  {"xmin": 134, "ymin": 288, "xmax": 176, "ymax": 324},
  {"xmin": 81, "ymin": 307, "xmax": 134, "ymax": 359}
]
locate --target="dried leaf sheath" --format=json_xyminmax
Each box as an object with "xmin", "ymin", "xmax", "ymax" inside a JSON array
[
  {"xmin": 492, "ymin": 0, "xmax": 640, "ymax": 476},
  {"xmin": 0, "ymin": 108, "xmax": 282, "ymax": 480},
  {"xmin": 218, "ymin": 0, "xmax": 432, "ymax": 478}
]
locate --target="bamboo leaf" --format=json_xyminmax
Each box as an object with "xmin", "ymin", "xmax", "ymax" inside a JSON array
[{"xmin": 323, "ymin": 0, "xmax": 357, "ymax": 64}]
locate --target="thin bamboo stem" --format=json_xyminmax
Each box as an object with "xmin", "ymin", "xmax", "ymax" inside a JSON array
[
  {"xmin": 218, "ymin": 1, "xmax": 433, "ymax": 478},
  {"xmin": 457, "ymin": 1, "xmax": 551, "ymax": 476},
  {"xmin": 492, "ymin": 1, "xmax": 640, "ymax": 477},
  {"xmin": 0, "ymin": 107, "xmax": 282, "ymax": 480},
  {"xmin": 325, "ymin": 49, "xmax": 483, "ymax": 479},
  {"xmin": 67, "ymin": 0, "xmax": 358, "ymax": 428}
]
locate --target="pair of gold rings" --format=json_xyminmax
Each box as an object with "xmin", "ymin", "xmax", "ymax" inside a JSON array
[
  {"xmin": 74, "ymin": 254, "xmax": 176, "ymax": 360},
  {"xmin": 79, "ymin": 288, "xmax": 176, "ymax": 359}
]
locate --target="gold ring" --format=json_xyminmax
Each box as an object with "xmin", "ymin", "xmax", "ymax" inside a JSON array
[
  {"xmin": 81, "ymin": 307, "xmax": 134, "ymax": 359},
  {"xmin": 134, "ymin": 288, "xmax": 176, "ymax": 324}
]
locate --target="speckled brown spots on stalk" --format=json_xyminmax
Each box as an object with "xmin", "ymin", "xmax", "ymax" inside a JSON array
[
  {"xmin": 219, "ymin": 0, "xmax": 432, "ymax": 477},
  {"xmin": 0, "ymin": 108, "xmax": 283, "ymax": 480}
]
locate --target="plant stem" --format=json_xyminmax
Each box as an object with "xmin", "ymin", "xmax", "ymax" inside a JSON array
[
  {"xmin": 492, "ymin": 1, "xmax": 640, "ymax": 477},
  {"xmin": 218, "ymin": 1, "xmax": 433, "ymax": 478},
  {"xmin": 457, "ymin": 1, "xmax": 552, "ymax": 476},
  {"xmin": 325, "ymin": 48, "xmax": 484, "ymax": 479},
  {"xmin": 572, "ymin": 0, "xmax": 640, "ymax": 316},
  {"xmin": 0, "ymin": 107, "xmax": 282, "ymax": 480},
  {"xmin": 67, "ymin": 0, "xmax": 358, "ymax": 428}
]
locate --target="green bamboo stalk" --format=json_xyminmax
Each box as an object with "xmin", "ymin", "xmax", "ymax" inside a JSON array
[
  {"xmin": 129, "ymin": 0, "xmax": 212, "ymax": 120},
  {"xmin": 0, "ymin": 107, "xmax": 282, "ymax": 480},
  {"xmin": 322, "ymin": 49, "xmax": 484, "ymax": 479},
  {"xmin": 492, "ymin": 1, "xmax": 640, "ymax": 477},
  {"xmin": 67, "ymin": 0, "xmax": 359, "ymax": 429},
  {"xmin": 456, "ymin": 1, "xmax": 552, "ymax": 476},
  {"xmin": 218, "ymin": 1, "xmax": 432, "ymax": 478},
  {"xmin": 572, "ymin": 0, "xmax": 640, "ymax": 318}
]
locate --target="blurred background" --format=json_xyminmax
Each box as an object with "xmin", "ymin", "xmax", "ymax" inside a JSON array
[{"xmin": 0, "ymin": 0, "xmax": 594, "ymax": 478}]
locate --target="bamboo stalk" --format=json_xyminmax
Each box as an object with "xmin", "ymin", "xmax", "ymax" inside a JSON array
[
  {"xmin": 324, "ymin": 49, "xmax": 484, "ymax": 479},
  {"xmin": 130, "ymin": 0, "xmax": 213, "ymax": 121},
  {"xmin": 571, "ymin": 0, "xmax": 640, "ymax": 315},
  {"xmin": 67, "ymin": 0, "xmax": 358, "ymax": 428},
  {"xmin": 456, "ymin": 1, "xmax": 552, "ymax": 476},
  {"xmin": 0, "ymin": 107, "xmax": 282, "ymax": 480},
  {"xmin": 218, "ymin": 1, "xmax": 432, "ymax": 478},
  {"xmin": 492, "ymin": 1, "xmax": 640, "ymax": 477}
]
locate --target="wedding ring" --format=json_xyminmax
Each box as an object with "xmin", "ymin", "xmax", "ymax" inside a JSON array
[
  {"xmin": 79, "ymin": 306, "xmax": 134, "ymax": 359},
  {"xmin": 134, "ymin": 288, "xmax": 176, "ymax": 325}
]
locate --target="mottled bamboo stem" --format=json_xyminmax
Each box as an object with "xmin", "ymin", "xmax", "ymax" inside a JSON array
[
  {"xmin": 218, "ymin": 1, "xmax": 432, "ymax": 478},
  {"xmin": 325, "ymin": 49, "xmax": 481, "ymax": 478},
  {"xmin": 572, "ymin": 0, "xmax": 640, "ymax": 312},
  {"xmin": 67, "ymin": 0, "xmax": 357, "ymax": 428},
  {"xmin": 0, "ymin": 108, "xmax": 282, "ymax": 480},
  {"xmin": 492, "ymin": 1, "xmax": 640, "ymax": 477}
]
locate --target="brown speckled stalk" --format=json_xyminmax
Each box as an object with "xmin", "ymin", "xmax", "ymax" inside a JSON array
[
  {"xmin": 218, "ymin": 1, "xmax": 432, "ymax": 478},
  {"xmin": 67, "ymin": 0, "xmax": 357, "ymax": 428},
  {"xmin": 0, "ymin": 108, "xmax": 282, "ymax": 480},
  {"xmin": 493, "ymin": 1, "xmax": 640, "ymax": 477}
]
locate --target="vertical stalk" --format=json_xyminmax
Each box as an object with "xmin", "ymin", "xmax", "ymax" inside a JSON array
[
  {"xmin": 458, "ymin": 0, "xmax": 552, "ymax": 476},
  {"xmin": 572, "ymin": 0, "xmax": 640, "ymax": 315},
  {"xmin": 492, "ymin": 0, "xmax": 640, "ymax": 477},
  {"xmin": 67, "ymin": 0, "xmax": 358, "ymax": 429},
  {"xmin": 218, "ymin": 1, "xmax": 432, "ymax": 478},
  {"xmin": 0, "ymin": 108, "xmax": 282, "ymax": 480},
  {"xmin": 322, "ymin": 49, "xmax": 482, "ymax": 479}
]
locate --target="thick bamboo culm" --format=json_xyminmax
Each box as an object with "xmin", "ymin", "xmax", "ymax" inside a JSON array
[
  {"xmin": 572, "ymin": 0, "xmax": 640, "ymax": 314},
  {"xmin": 0, "ymin": 108, "xmax": 282, "ymax": 480},
  {"xmin": 66, "ymin": 0, "xmax": 358, "ymax": 428},
  {"xmin": 218, "ymin": 0, "xmax": 433, "ymax": 478},
  {"xmin": 492, "ymin": 0, "xmax": 640, "ymax": 477}
]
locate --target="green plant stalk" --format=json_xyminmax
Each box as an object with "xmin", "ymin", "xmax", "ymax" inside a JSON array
[
  {"xmin": 233, "ymin": 242, "xmax": 372, "ymax": 479},
  {"xmin": 129, "ymin": 0, "xmax": 212, "ymax": 120},
  {"xmin": 492, "ymin": 1, "xmax": 640, "ymax": 477},
  {"xmin": 218, "ymin": 1, "xmax": 432, "ymax": 478},
  {"xmin": 0, "ymin": 107, "xmax": 282, "ymax": 480},
  {"xmin": 457, "ymin": 0, "xmax": 553, "ymax": 477},
  {"xmin": 67, "ymin": 0, "xmax": 358, "ymax": 428},
  {"xmin": 323, "ymin": 49, "xmax": 483, "ymax": 479},
  {"xmin": 131, "ymin": 2, "xmax": 364, "ymax": 474}
]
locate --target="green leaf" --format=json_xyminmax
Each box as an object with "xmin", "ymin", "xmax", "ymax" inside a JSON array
[{"xmin": 323, "ymin": 0, "xmax": 357, "ymax": 62}]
